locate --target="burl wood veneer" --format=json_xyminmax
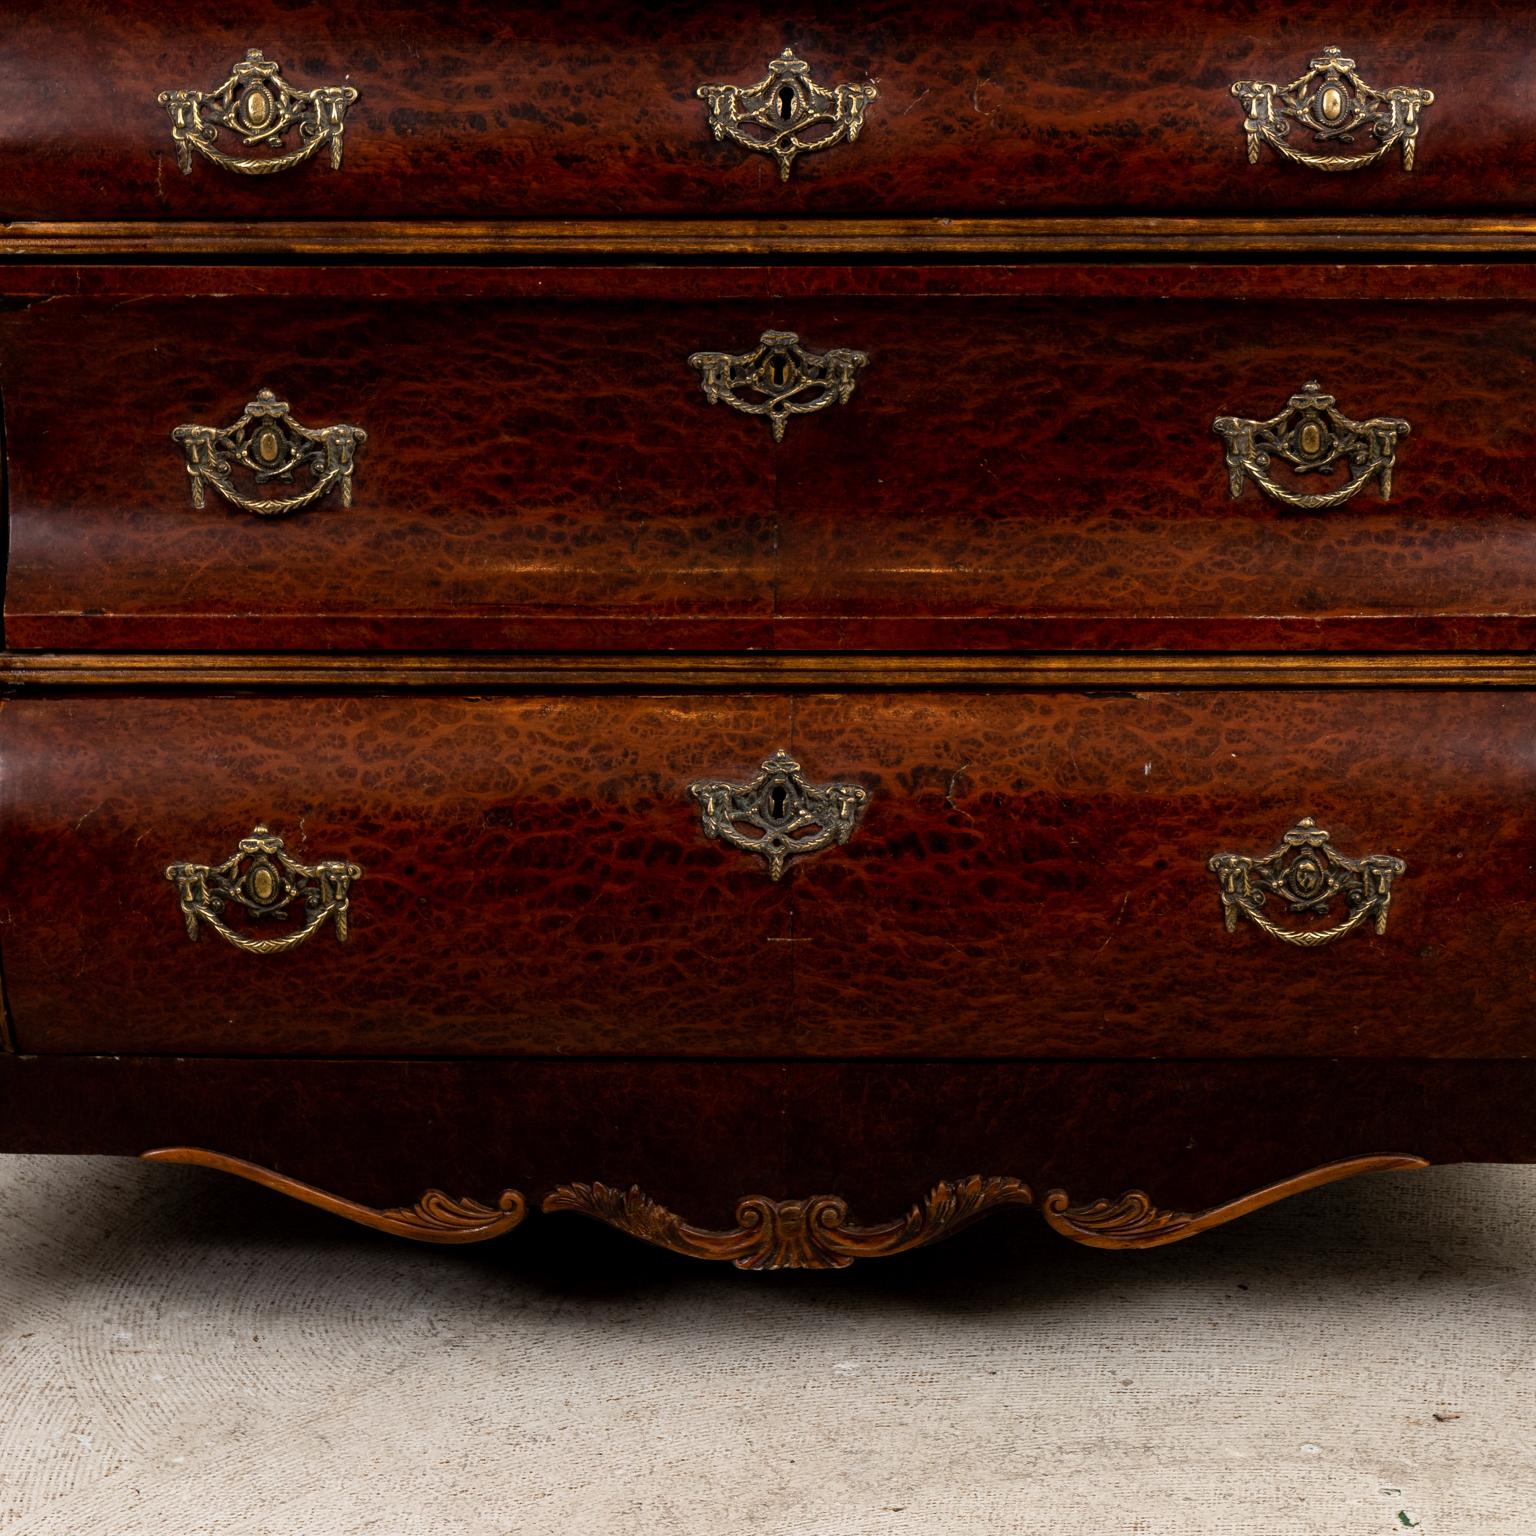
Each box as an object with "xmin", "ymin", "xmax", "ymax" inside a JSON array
[
  {"xmin": 7, "ymin": 265, "xmax": 1536, "ymax": 653},
  {"xmin": 0, "ymin": 0, "xmax": 1529, "ymax": 220},
  {"xmin": 0, "ymin": 688, "xmax": 1532, "ymax": 1064},
  {"xmin": 1, "ymin": 2, "xmax": 1532, "ymax": 1269}
]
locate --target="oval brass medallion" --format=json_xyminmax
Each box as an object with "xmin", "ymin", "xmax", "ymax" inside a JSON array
[
  {"xmin": 254, "ymin": 426, "xmax": 283, "ymax": 465},
  {"xmin": 251, "ymin": 865, "xmax": 277, "ymax": 902},
  {"xmin": 243, "ymin": 85, "xmax": 274, "ymax": 130},
  {"xmin": 1318, "ymin": 83, "xmax": 1346, "ymax": 123},
  {"xmin": 1299, "ymin": 420, "xmax": 1323, "ymax": 456}
]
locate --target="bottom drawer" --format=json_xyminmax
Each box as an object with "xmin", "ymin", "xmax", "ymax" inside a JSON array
[{"xmin": 0, "ymin": 689, "xmax": 1529, "ymax": 1059}]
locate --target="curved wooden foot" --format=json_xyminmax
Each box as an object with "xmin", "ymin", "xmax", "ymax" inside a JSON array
[
  {"xmin": 543, "ymin": 1155, "xmax": 1429, "ymax": 1269},
  {"xmin": 141, "ymin": 1148, "xmax": 527, "ymax": 1244}
]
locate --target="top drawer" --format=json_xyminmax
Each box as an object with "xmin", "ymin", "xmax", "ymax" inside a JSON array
[{"xmin": 0, "ymin": 2, "xmax": 1522, "ymax": 221}]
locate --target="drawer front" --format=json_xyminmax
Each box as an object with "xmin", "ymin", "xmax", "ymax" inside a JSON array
[
  {"xmin": 7, "ymin": 266, "xmax": 1536, "ymax": 653},
  {"xmin": 1, "ymin": 689, "xmax": 1531, "ymax": 1059},
  {"xmin": 0, "ymin": 2, "xmax": 1520, "ymax": 219},
  {"xmin": 0, "ymin": 695, "xmax": 798, "ymax": 1057}
]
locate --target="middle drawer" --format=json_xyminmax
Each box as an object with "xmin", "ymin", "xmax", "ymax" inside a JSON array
[
  {"xmin": 2, "ymin": 688, "xmax": 1531, "ymax": 1060},
  {"xmin": 6, "ymin": 265, "xmax": 1536, "ymax": 653}
]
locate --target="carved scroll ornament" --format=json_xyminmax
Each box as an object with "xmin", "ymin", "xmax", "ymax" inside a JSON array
[{"xmin": 138, "ymin": 1153, "xmax": 1428, "ymax": 1263}]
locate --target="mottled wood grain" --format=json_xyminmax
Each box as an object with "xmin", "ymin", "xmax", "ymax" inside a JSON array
[
  {"xmin": 7, "ymin": 266, "xmax": 1536, "ymax": 652},
  {"xmin": 3, "ymin": 690, "xmax": 1534, "ymax": 1059},
  {"xmin": 0, "ymin": 1, "xmax": 1528, "ymax": 219}
]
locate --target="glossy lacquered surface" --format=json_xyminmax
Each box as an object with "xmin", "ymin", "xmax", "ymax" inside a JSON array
[
  {"xmin": 7, "ymin": 265, "xmax": 1536, "ymax": 653},
  {"xmin": 0, "ymin": 1, "xmax": 1527, "ymax": 220},
  {"xmin": 2, "ymin": 689, "xmax": 1533, "ymax": 1060}
]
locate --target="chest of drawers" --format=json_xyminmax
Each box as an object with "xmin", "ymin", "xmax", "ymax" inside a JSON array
[{"xmin": 3, "ymin": 1, "xmax": 1534, "ymax": 1269}]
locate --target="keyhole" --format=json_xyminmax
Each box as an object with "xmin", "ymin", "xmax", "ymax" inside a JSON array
[
  {"xmin": 770, "ymin": 783, "xmax": 788, "ymax": 818},
  {"xmin": 778, "ymin": 85, "xmax": 795, "ymax": 120},
  {"xmin": 770, "ymin": 354, "xmax": 788, "ymax": 386}
]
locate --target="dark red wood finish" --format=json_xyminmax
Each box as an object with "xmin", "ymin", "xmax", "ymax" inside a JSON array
[
  {"xmin": 4, "ymin": 689, "xmax": 1534, "ymax": 1060},
  {"xmin": 0, "ymin": 1, "xmax": 1526, "ymax": 220},
  {"xmin": 0, "ymin": 693, "xmax": 797, "ymax": 1057},
  {"xmin": 7, "ymin": 264, "xmax": 1536, "ymax": 653},
  {"xmin": 0, "ymin": 1053, "xmax": 1509, "ymax": 1231}
]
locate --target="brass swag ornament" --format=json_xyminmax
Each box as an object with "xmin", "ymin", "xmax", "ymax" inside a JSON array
[
  {"xmin": 689, "ymin": 330, "xmax": 868, "ymax": 441},
  {"xmin": 174, "ymin": 389, "xmax": 366, "ymax": 517},
  {"xmin": 1232, "ymin": 47, "xmax": 1433, "ymax": 172},
  {"xmin": 1213, "ymin": 381, "xmax": 1409, "ymax": 510},
  {"xmin": 690, "ymin": 751, "xmax": 868, "ymax": 880},
  {"xmin": 1208, "ymin": 818, "xmax": 1405, "ymax": 948},
  {"xmin": 159, "ymin": 49, "xmax": 358, "ymax": 175},
  {"xmin": 697, "ymin": 47, "xmax": 877, "ymax": 180},
  {"xmin": 165, "ymin": 825, "xmax": 363, "ymax": 956}
]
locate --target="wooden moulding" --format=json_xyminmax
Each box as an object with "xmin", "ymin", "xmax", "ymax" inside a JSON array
[
  {"xmin": 6, "ymin": 653, "xmax": 1536, "ymax": 689},
  {"xmin": 140, "ymin": 1151, "xmax": 1427, "ymax": 1268},
  {"xmin": 6, "ymin": 218, "xmax": 1536, "ymax": 258}
]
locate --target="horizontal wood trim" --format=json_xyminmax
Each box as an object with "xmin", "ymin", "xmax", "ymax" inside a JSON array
[
  {"xmin": 5, "ymin": 653, "xmax": 1536, "ymax": 689},
  {"xmin": 6, "ymin": 217, "xmax": 1536, "ymax": 258}
]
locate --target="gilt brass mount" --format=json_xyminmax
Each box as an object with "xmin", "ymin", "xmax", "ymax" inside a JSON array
[
  {"xmin": 173, "ymin": 389, "xmax": 365, "ymax": 517},
  {"xmin": 159, "ymin": 49, "xmax": 358, "ymax": 176},
  {"xmin": 166, "ymin": 826, "xmax": 363, "ymax": 956},
  {"xmin": 1209, "ymin": 818, "xmax": 1404, "ymax": 948},
  {"xmin": 690, "ymin": 751, "xmax": 868, "ymax": 880},
  {"xmin": 1232, "ymin": 47, "xmax": 1433, "ymax": 172},
  {"xmin": 1213, "ymin": 382, "xmax": 1409, "ymax": 510},
  {"xmin": 688, "ymin": 330, "xmax": 868, "ymax": 441},
  {"xmin": 697, "ymin": 47, "xmax": 876, "ymax": 180}
]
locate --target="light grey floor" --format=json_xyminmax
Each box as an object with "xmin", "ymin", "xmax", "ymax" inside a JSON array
[{"xmin": 0, "ymin": 1153, "xmax": 1531, "ymax": 1535}]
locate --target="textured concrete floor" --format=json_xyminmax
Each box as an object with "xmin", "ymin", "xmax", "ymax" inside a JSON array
[{"xmin": 0, "ymin": 1154, "xmax": 1532, "ymax": 1534}]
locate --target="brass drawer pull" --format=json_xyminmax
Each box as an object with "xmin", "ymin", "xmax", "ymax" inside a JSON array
[
  {"xmin": 159, "ymin": 49, "xmax": 358, "ymax": 176},
  {"xmin": 689, "ymin": 330, "xmax": 868, "ymax": 441},
  {"xmin": 173, "ymin": 389, "xmax": 366, "ymax": 517},
  {"xmin": 1232, "ymin": 47, "xmax": 1433, "ymax": 172},
  {"xmin": 697, "ymin": 47, "xmax": 876, "ymax": 181},
  {"xmin": 1208, "ymin": 818, "xmax": 1404, "ymax": 948},
  {"xmin": 690, "ymin": 751, "xmax": 868, "ymax": 880},
  {"xmin": 166, "ymin": 825, "xmax": 363, "ymax": 956},
  {"xmin": 1213, "ymin": 382, "xmax": 1408, "ymax": 510}
]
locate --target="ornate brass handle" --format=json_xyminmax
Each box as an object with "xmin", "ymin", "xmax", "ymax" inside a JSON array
[
  {"xmin": 690, "ymin": 752, "xmax": 868, "ymax": 880},
  {"xmin": 689, "ymin": 331, "xmax": 868, "ymax": 441},
  {"xmin": 173, "ymin": 389, "xmax": 365, "ymax": 517},
  {"xmin": 1213, "ymin": 382, "xmax": 1408, "ymax": 510},
  {"xmin": 1232, "ymin": 47, "xmax": 1433, "ymax": 172},
  {"xmin": 159, "ymin": 49, "xmax": 357, "ymax": 176},
  {"xmin": 1208, "ymin": 818, "xmax": 1404, "ymax": 948},
  {"xmin": 166, "ymin": 826, "xmax": 363, "ymax": 956},
  {"xmin": 697, "ymin": 47, "xmax": 876, "ymax": 181}
]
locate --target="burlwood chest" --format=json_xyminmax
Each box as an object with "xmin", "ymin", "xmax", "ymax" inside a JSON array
[{"xmin": 1, "ymin": 0, "xmax": 1534, "ymax": 1268}]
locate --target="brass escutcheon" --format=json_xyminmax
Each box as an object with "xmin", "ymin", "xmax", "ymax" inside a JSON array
[
  {"xmin": 690, "ymin": 751, "xmax": 868, "ymax": 880},
  {"xmin": 697, "ymin": 46, "xmax": 876, "ymax": 180},
  {"xmin": 159, "ymin": 49, "xmax": 358, "ymax": 175},
  {"xmin": 1208, "ymin": 818, "xmax": 1405, "ymax": 948},
  {"xmin": 165, "ymin": 825, "xmax": 363, "ymax": 956},
  {"xmin": 688, "ymin": 330, "xmax": 868, "ymax": 441},
  {"xmin": 1213, "ymin": 382, "xmax": 1409, "ymax": 510},
  {"xmin": 173, "ymin": 389, "xmax": 365, "ymax": 517},
  {"xmin": 1232, "ymin": 47, "xmax": 1433, "ymax": 172}
]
